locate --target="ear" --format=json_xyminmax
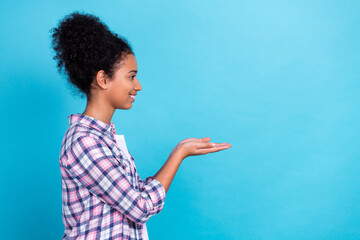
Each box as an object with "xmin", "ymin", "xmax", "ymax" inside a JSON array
[{"xmin": 94, "ymin": 70, "xmax": 110, "ymax": 90}]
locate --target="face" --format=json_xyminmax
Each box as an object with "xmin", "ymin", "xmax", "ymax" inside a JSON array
[{"xmin": 107, "ymin": 53, "xmax": 142, "ymax": 109}]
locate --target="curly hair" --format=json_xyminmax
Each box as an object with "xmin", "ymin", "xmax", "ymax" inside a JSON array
[{"xmin": 50, "ymin": 10, "xmax": 134, "ymax": 99}]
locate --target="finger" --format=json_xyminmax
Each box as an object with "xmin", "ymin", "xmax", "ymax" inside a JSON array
[
  {"xmin": 191, "ymin": 137, "xmax": 211, "ymax": 142},
  {"xmin": 196, "ymin": 144, "xmax": 231, "ymax": 154},
  {"xmin": 216, "ymin": 143, "xmax": 232, "ymax": 147},
  {"xmin": 180, "ymin": 137, "xmax": 211, "ymax": 144},
  {"xmin": 211, "ymin": 144, "xmax": 232, "ymax": 150},
  {"xmin": 198, "ymin": 142, "xmax": 231, "ymax": 149},
  {"xmin": 196, "ymin": 146, "xmax": 229, "ymax": 155},
  {"xmin": 196, "ymin": 142, "xmax": 216, "ymax": 149}
]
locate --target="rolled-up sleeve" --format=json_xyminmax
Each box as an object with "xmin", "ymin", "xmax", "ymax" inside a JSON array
[
  {"xmin": 136, "ymin": 172, "xmax": 163, "ymax": 191},
  {"xmin": 64, "ymin": 135, "xmax": 166, "ymax": 224}
]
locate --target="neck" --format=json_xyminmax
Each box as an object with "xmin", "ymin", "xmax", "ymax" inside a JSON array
[{"xmin": 82, "ymin": 97, "xmax": 115, "ymax": 125}]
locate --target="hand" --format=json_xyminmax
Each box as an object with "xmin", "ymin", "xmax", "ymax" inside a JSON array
[{"xmin": 176, "ymin": 137, "xmax": 232, "ymax": 159}]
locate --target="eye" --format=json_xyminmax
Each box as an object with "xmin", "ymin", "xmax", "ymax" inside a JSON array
[{"xmin": 130, "ymin": 75, "xmax": 136, "ymax": 80}]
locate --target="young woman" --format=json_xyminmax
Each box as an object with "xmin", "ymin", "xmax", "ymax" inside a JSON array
[{"xmin": 51, "ymin": 11, "xmax": 232, "ymax": 240}]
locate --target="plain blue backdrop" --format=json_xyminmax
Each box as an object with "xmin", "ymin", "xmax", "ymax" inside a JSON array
[{"xmin": 1, "ymin": 0, "xmax": 359, "ymax": 239}]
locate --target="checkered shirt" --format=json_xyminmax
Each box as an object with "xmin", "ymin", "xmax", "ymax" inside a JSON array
[{"xmin": 59, "ymin": 113, "xmax": 166, "ymax": 239}]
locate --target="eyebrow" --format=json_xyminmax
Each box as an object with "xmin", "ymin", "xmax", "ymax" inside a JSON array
[{"xmin": 128, "ymin": 70, "xmax": 137, "ymax": 73}]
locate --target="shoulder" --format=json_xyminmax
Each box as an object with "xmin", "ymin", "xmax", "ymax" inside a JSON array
[
  {"xmin": 65, "ymin": 122, "xmax": 107, "ymax": 143},
  {"xmin": 60, "ymin": 123, "xmax": 111, "ymax": 163}
]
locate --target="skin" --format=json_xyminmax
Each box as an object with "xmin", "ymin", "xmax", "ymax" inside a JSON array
[{"xmin": 83, "ymin": 53, "xmax": 232, "ymax": 193}]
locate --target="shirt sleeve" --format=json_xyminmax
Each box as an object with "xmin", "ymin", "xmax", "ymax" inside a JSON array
[
  {"xmin": 64, "ymin": 135, "xmax": 166, "ymax": 224},
  {"xmin": 136, "ymin": 173, "xmax": 161, "ymax": 192}
]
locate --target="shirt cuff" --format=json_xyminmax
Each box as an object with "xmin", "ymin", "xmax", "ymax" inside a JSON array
[{"xmin": 145, "ymin": 178, "xmax": 166, "ymax": 213}]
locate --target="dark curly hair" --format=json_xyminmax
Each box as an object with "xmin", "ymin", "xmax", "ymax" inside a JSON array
[{"xmin": 50, "ymin": 10, "xmax": 134, "ymax": 99}]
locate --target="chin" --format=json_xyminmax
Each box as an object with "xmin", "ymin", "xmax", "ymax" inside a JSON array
[
  {"xmin": 124, "ymin": 104, "xmax": 133, "ymax": 110},
  {"xmin": 116, "ymin": 101, "xmax": 133, "ymax": 110},
  {"xmin": 116, "ymin": 104, "xmax": 132, "ymax": 110}
]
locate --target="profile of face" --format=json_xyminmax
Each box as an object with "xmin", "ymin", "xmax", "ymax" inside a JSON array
[{"xmin": 106, "ymin": 53, "xmax": 142, "ymax": 109}]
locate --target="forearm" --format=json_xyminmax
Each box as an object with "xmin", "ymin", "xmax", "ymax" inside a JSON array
[{"xmin": 153, "ymin": 148, "xmax": 184, "ymax": 194}]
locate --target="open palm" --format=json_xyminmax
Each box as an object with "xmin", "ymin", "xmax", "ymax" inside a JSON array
[{"xmin": 175, "ymin": 137, "xmax": 232, "ymax": 158}]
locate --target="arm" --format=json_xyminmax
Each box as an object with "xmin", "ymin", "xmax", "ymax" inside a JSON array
[
  {"xmin": 132, "ymin": 152, "xmax": 182, "ymax": 194},
  {"xmin": 65, "ymin": 135, "xmax": 166, "ymax": 224},
  {"xmin": 152, "ymin": 145, "xmax": 183, "ymax": 194}
]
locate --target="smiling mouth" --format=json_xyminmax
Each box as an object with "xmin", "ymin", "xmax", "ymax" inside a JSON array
[{"xmin": 129, "ymin": 94, "xmax": 136, "ymax": 101}]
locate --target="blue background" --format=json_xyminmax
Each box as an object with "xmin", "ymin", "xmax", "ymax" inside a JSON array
[{"xmin": 1, "ymin": 0, "xmax": 359, "ymax": 239}]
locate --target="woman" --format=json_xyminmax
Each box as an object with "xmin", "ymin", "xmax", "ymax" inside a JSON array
[{"xmin": 51, "ymin": 11, "xmax": 232, "ymax": 240}]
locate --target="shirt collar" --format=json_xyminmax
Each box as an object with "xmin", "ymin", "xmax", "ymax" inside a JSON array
[{"xmin": 68, "ymin": 113, "xmax": 117, "ymax": 136}]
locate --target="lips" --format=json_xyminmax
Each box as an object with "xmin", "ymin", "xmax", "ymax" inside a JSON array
[{"xmin": 129, "ymin": 94, "xmax": 136, "ymax": 101}]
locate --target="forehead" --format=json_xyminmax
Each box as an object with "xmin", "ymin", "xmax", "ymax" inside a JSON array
[{"xmin": 120, "ymin": 53, "xmax": 137, "ymax": 71}]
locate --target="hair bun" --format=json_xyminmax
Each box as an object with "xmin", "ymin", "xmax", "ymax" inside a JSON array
[{"xmin": 51, "ymin": 11, "xmax": 112, "ymax": 66}]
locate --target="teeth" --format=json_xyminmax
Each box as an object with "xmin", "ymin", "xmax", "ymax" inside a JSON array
[{"xmin": 130, "ymin": 95, "xmax": 135, "ymax": 99}]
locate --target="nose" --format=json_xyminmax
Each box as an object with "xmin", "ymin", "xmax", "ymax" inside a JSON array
[{"xmin": 134, "ymin": 77, "xmax": 142, "ymax": 91}]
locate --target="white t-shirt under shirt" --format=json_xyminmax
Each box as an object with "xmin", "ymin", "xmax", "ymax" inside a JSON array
[{"xmin": 114, "ymin": 134, "xmax": 149, "ymax": 240}]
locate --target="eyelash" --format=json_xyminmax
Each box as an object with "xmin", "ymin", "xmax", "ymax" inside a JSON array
[{"xmin": 130, "ymin": 75, "xmax": 136, "ymax": 80}]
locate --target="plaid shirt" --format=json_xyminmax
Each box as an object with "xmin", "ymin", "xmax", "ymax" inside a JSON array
[{"xmin": 59, "ymin": 113, "xmax": 166, "ymax": 240}]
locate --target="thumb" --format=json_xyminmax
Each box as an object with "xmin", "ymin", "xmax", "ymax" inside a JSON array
[{"xmin": 201, "ymin": 137, "xmax": 211, "ymax": 142}]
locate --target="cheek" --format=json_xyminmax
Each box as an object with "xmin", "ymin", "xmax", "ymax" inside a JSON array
[{"xmin": 109, "ymin": 88, "xmax": 130, "ymax": 102}]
